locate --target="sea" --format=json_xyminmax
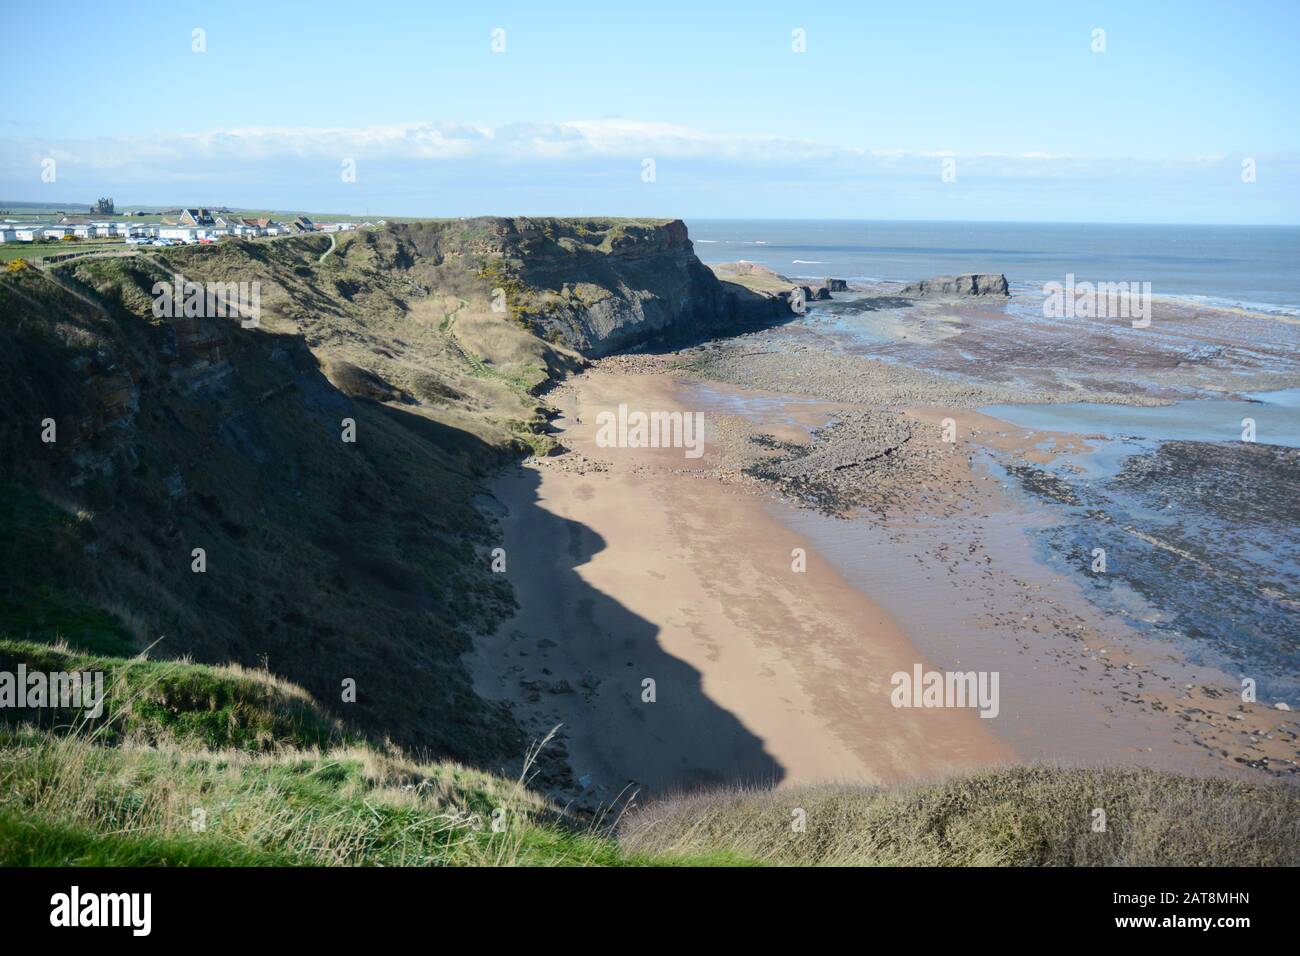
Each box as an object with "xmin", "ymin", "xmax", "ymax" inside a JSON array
[
  {"xmin": 684, "ymin": 218, "xmax": 1300, "ymax": 700},
  {"xmin": 684, "ymin": 219, "xmax": 1300, "ymax": 316}
]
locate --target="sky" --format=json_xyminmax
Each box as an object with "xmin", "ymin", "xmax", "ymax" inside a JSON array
[{"xmin": 3, "ymin": 0, "xmax": 1298, "ymax": 222}]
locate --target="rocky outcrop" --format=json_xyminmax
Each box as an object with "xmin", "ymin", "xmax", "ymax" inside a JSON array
[
  {"xmin": 371, "ymin": 220, "xmax": 796, "ymax": 359},
  {"xmin": 900, "ymin": 274, "xmax": 1009, "ymax": 297},
  {"xmin": 709, "ymin": 262, "xmax": 840, "ymax": 315},
  {"xmin": 824, "ymin": 278, "xmax": 848, "ymax": 292}
]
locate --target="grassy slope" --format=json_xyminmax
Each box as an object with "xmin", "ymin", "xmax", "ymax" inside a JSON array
[
  {"xmin": 0, "ymin": 638, "xmax": 343, "ymax": 750},
  {"xmin": 3, "ymin": 639, "xmax": 1295, "ymax": 866},
  {"xmin": 619, "ymin": 769, "xmax": 1300, "ymax": 867},
  {"xmin": 0, "ymin": 480, "xmax": 136, "ymax": 657},
  {"xmin": 0, "ymin": 237, "xmax": 529, "ymax": 763},
  {"xmin": 0, "ymin": 642, "xmax": 737, "ymax": 866}
]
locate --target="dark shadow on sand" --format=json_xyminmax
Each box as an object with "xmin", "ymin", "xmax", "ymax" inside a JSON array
[{"xmin": 476, "ymin": 463, "xmax": 785, "ymax": 799}]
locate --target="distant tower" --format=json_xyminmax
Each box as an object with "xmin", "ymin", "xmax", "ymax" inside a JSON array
[{"xmin": 93, "ymin": 197, "xmax": 115, "ymax": 215}]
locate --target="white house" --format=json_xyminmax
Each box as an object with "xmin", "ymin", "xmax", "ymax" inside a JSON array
[
  {"xmin": 15, "ymin": 227, "xmax": 40, "ymax": 242},
  {"xmin": 43, "ymin": 226, "xmax": 72, "ymax": 239},
  {"xmin": 157, "ymin": 227, "xmax": 198, "ymax": 240}
]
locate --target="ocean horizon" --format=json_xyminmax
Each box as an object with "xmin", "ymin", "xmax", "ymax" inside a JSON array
[{"xmin": 686, "ymin": 219, "xmax": 1300, "ymax": 314}]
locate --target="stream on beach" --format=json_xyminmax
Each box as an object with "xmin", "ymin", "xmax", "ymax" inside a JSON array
[{"xmin": 685, "ymin": 370, "xmax": 1300, "ymax": 711}]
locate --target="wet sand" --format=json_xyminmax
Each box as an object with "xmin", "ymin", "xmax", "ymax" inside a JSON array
[
  {"xmin": 469, "ymin": 362, "xmax": 1298, "ymax": 802},
  {"xmin": 466, "ymin": 371, "xmax": 1013, "ymax": 805},
  {"xmin": 468, "ymin": 288, "xmax": 1300, "ymax": 801}
]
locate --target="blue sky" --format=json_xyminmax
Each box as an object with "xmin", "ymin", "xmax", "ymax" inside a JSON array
[{"xmin": 3, "ymin": 0, "xmax": 1298, "ymax": 222}]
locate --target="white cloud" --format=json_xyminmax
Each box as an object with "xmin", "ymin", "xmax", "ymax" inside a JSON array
[
  {"xmin": 2, "ymin": 119, "xmax": 1295, "ymax": 222},
  {"xmin": 2, "ymin": 118, "xmax": 1090, "ymax": 172}
]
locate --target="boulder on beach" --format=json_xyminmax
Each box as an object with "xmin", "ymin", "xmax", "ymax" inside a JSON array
[
  {"xmin": 824, "ymin": 278, "xmax": 848, "ymax": 292},
  {"xmin": 900, "ymin": 274, "xmax": 1009, "ymax": 297}
]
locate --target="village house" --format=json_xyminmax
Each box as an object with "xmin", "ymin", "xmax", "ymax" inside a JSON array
[
  {"xmin": 178, "ymin": 208, "xmax": 217, "ymax": 227},
  {"xmin": 0, "ymin": 204, "xmax": 360, "ymax": 245}
]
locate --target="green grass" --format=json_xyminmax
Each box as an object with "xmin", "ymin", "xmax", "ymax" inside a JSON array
[
  {"xmin": 0, "ymin": 639, "xmax": 344, "ymax": 751},
  {"xmin": 0, "ymin": 241, "xmax": 125, "ymax": 262},
  {"xmin": 0, "ymin": 480, "xmax": 136, "ymax": 657},
  {"xmin": 0, "ymin": 640, "xmax": 644, "ymax": 866},
  {"xmin": 0, "ymin": 812, "xmax": 307, "ymax": 866},
  {"xmin": 0, "ymin": 728, "xmax": 647, "ymax": 866},
  {"xmin": 0, "ymin": 726, "xmax": 762, "ymax": 867},
  {"xmin": 0, "ymin": 639, "xmax": 1294, "ymax": 867}
]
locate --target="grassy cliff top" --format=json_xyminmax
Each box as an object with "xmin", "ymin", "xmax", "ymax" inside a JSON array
[{"xmin": 1, "ymin": 641, "xmax": 1295, "ymax": 867}]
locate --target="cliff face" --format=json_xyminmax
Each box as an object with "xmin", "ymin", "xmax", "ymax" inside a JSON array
[
  {"xmin": 377, "ymin": 217, "xmax": 791, "ymax": 357},
  {"xmin": 0, "ymin": 246, "xmax": 527, "ymax": 762},
  {"xmin": 0, "ymin": 217, "xmax": 778, "ymax": 768}
]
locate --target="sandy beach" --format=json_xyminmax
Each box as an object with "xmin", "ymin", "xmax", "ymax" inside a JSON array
[
  {"xmin": 469, "ymin": 323, "xmax": 1299, "ymax": 805},
  {"xmin": 467, "ymin": 369, "xmax": 1015, "ymax": 803}
]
